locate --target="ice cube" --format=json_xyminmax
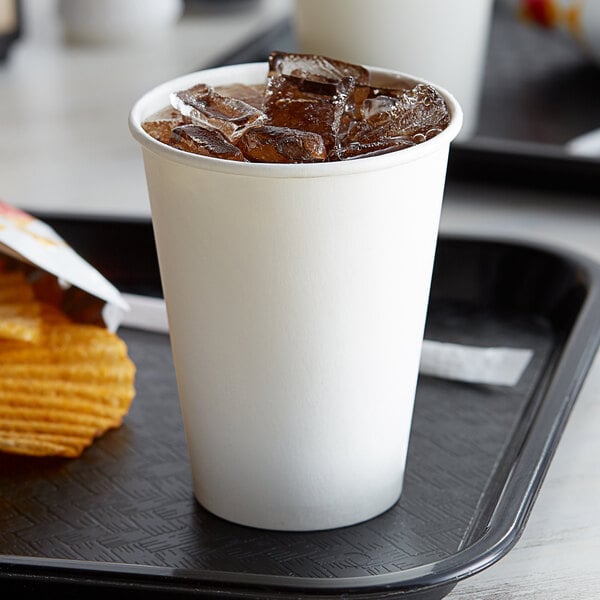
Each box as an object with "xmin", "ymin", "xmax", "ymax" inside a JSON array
[
  {"xmin": 269, "ymin": 51, "xmax": 369, "ymax": 85},
  {"xmin": 367, "ymin": 84, "xmax": 449, "ymax": 138},
  {"xmin": 368, "ymin": 72, "xmax": 415, "ymax": 95},
  {"xmin": 170, "ymin": 125, "xmax": 245, "ymax": 161},
  {"xmin": 337, "ymin": 83, "xmax": 449, "ymax": 159},
  {"xmin": 142, "ymin": 107, "xmax": 190, "ymax": 144},
  {"xmin": 237, "ymin": 125, "xmax": 327, "ymax": 163},
  {"xmin": 265, "ymin": 72, "xmax": 353, "ymax": 154},
  {"xmin": 171, "ymin": 84, "xmax": 266, "ymax": 140},
  {"xmin": 214, "ymin": 83, "xmax": 266, "ymax": 110},
  {"xmin": 336, "ymin": 135, "xmax": 416, "ymax": 160},
  {"xmin": 268, "ymin": 51, "xmax": 371, "ymax": 155}
]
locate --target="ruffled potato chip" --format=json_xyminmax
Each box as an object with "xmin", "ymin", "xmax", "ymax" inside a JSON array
[{"xmin": 0, "ymin": 268, "xmax": 135, "ymax": 458}]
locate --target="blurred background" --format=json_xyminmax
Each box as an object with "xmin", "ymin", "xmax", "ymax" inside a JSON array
[{"xmin": 1, "ymin": 0, "xmax": 599, "ymax": 218}]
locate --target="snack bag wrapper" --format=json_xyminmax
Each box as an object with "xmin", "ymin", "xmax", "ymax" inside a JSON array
[{"xmin": 0, "ymin": 201, "xmax": 128, "ymax": 331}]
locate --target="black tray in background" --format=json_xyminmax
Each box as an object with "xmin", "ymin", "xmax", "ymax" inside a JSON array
[
  {"xmin": 1, "ymin": 219, "xmax": 600, "ymax": 600},
  {"xmin": 203, "ymin": 0, "xmax": 600, "ymax": 194}
]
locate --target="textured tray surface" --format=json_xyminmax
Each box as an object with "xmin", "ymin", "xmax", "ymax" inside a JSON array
[
  {"xmin": 1, "ymin": 236, "xmax": 598, "ymax": 599},
  {"xmin": 0, "ymin": 315, "xmax": 552, "ymax": 575}
]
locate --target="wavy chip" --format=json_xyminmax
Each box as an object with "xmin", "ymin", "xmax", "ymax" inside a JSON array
[
  {"xmin": 0, "ymin": 302, "xmax": 43, "ymax": 343},
  {"xmin": 0, "ymin": 268, "xmax": 136, "ymax": 458}
]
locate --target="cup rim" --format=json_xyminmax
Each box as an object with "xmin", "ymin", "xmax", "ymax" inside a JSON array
[{"xmin": 129, "ymin": 62, "xmax": 463, "ymax": 179}]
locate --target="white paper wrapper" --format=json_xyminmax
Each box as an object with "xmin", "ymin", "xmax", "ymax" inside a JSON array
[
  {"xmin": 120, "ymin": 293, "xmax": 168, "ymax": 333},
  {"xmin": 420, "ymin": 340, "xmax": 534, "ymax": 387},
  {"xmin": 0, "ymin": 201, "xmax": 128, "ymax": 328}
]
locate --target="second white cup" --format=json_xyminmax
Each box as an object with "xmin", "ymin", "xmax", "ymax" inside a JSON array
[{"xmin": 294, "ymin": 0, "xmax": 492, "ymax": 140}]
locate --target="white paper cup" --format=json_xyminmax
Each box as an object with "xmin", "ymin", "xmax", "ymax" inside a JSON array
[
  {"xmin": 293, "ymin": 0, "xmax": 491, "ymax": 140},
  {"xmin": 59, "ymin": 0, "xmax": 184, "ymax": 45},
  {"xmin": 129, "ymin": 63, "xmax": 462, "ymax": 531}
]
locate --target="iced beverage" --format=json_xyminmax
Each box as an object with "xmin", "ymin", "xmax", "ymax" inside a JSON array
[
  {"xmin": 142, "ymin": 52, "xmax": 451, "ymax": 163},
  {"xmin": 129, "ymin": 53, "xmax": 462, "ymax": 531}
]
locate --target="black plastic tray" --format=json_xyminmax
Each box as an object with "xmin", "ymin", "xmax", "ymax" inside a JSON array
[{"xmin": 1, "ymin": 218, "xmax": 600, "ymax": 599}]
